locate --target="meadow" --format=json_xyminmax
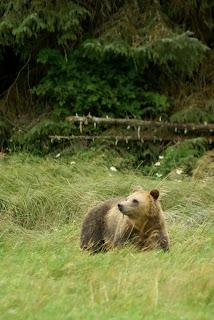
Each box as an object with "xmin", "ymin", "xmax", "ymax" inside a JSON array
[{"xmin": 0, "ymin": 152, "xmax": 213, "ymax": 320}]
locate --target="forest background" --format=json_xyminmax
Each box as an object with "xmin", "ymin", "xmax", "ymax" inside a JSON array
[{"xmin": 0, "ymin": 0, "xmax": 214, "ymax": 175}]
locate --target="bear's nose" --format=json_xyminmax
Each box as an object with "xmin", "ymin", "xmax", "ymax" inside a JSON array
[
  {"xmin": 160, "ymin": 240, "xmax": 169, "ymax": 252},
  {"xmin": 118, "ymin": 203, "xmax": 123, "ymax": 212}
]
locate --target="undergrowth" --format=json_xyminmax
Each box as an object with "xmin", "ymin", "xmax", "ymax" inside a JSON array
[{"xmin": 146, "ymin": 138, "xmax": 208, "ymax": 177}]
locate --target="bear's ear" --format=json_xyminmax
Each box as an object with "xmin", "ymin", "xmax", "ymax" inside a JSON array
[
  {"xmin": 132, "ymin": 185, "xmax": 143, "ymax": 193},
  {"xmin": 150, "ymin": 189, "xmax": 159, "ymax": 200}
]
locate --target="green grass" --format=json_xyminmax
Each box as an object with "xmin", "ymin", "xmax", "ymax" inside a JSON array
[{"xmin": 0, "ymin": 153, "xmax": 213, "ymax": 320}]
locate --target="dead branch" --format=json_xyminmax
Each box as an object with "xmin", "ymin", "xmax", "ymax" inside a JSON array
[
  {"xmin": 49, "ymin": 135, "xmax": 214, "ymax": 143},
  {"xmin": 66, "ymin": 115, "xmax": 214, "ymax": 131}
]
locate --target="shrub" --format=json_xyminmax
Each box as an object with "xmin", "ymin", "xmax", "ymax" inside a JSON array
[
  {"xmin": 33, "ymin": 48, "xmax": 170, "ymax": 118},
  {"xmin": 145, "ymin": 138, "xmax": 208, "ymax": 176}
]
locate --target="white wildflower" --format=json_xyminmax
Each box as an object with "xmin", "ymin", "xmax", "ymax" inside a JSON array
[
  {"xmin": 155, "ymin": 173, "xmax": 163, "ymax": 178},
  {"xmin": 176, "ymin": 168, "xmax": 183, "ymax": 175}
]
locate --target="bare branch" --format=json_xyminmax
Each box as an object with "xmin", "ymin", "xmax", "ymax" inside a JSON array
[
  {"xmin": 49, "ymin": 135, "xmax": 214, "ymax": 143},
  {"xmin": 66, "ymin": 115, "xmax": 214, "ymax": 131}
]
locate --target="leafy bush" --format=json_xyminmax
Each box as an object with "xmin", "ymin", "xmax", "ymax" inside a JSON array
[
  {"xmin": 145, "ymin": 138, "xmax": 208, "ymax": 176},
  {"xmin": 33, "ymin": 48, "xmax": 170, "ymax": 118}
]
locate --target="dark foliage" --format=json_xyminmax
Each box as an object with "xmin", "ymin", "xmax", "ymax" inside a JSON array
[{"xmin": 0, "ymin": 0, "xmax": 213, "ymax": 173}]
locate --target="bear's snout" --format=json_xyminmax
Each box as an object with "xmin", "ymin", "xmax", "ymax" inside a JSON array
[
  {"xmin": 160, "ymin": 239, "xmax": 169, "ymax": 252},
  {"xmin": 118, "ymin": 203, "xmax": 124, "ymax": 212},
  {"xmin": 118, "ymin": 203, "xmax": 131, "ymax": 215}
]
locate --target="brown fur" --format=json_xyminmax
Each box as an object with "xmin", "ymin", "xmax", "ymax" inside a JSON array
[{"xmin": 80, "ymin": 188, "xmax": 169, "ymax": 253}]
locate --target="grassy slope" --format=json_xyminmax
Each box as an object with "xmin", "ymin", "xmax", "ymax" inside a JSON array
[{"xmin": 0, "ymin": 153, "xmax": 213, "ymax": 320}]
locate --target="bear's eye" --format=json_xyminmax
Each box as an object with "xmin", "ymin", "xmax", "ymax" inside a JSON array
[{"xmin": 132, "ymin": 199, "xmax": 139, "ymax": 205}]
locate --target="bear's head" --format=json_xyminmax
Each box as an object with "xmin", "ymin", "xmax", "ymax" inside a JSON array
[
  {"xmin": 117, "ymin": 187, "xmax": 160, "ymax": 220},
  {"xmin": 117, "ymin": 186, "xmax": 169, "ymax": 251}
]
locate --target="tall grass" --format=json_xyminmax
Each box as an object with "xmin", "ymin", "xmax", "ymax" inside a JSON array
[{"xmin": 0, "ymin": 153, "xmax": 213, "ymax": 320}]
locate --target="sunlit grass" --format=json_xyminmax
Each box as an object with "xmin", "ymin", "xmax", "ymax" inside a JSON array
[{"xmin": 0, "ymin": 153, "xmax": 213, "ymax": 320}]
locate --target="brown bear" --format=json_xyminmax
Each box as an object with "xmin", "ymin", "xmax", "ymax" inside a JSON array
[{"xmin": 80, "ymin": 187, "xmax": 169, "ymax": 253}]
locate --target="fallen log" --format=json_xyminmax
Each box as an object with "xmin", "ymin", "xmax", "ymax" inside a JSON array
[
  {"xmin": 49, "ymin": 135, "xmax": 214, "ymax": 143},
  {"xmin": 66, "ymin": 115, "xmax": 214, "ymax": 132}
]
